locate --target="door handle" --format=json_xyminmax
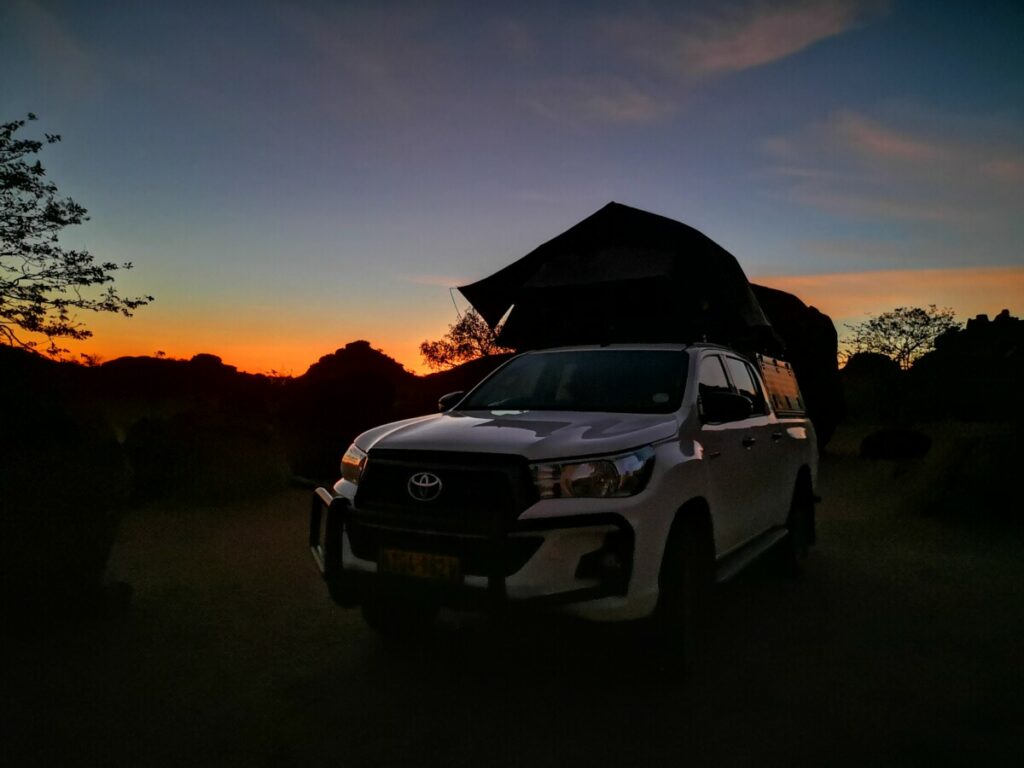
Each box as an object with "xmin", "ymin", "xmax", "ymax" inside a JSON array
[{"xmin": 742, "ymin": 436, "xmax": 756, "ymax": 448}]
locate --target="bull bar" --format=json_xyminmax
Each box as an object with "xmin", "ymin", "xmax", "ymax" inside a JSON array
[{"xmin": 309, "ymin": 487, "xmax": 634, "ymax": 611}]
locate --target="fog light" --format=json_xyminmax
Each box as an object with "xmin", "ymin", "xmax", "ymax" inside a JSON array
[
  {"xmin": 575, "ymin": 530, "xmax": 633, "ymax": 594},
  {"xmin": 601, "ymin": 550, "xmax": 625, "ymax": 573}
]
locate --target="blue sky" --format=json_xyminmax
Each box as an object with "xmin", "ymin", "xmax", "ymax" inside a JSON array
[{"xmin": 2, "ymin": 0, "xmax": 1022, "ymax": 372}]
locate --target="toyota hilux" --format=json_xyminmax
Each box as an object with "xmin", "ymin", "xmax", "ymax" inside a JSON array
[{"xmin": 309, "ymin": 343, "xmax": 817, "ymax": 650}]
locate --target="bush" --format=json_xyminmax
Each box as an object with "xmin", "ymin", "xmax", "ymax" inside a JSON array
[
  {"xmin": 0, "ymin": 405, "xmax": 130, "ymax": 611},
  {"xmin": 124, "ymin": 409, "xmax": 290, "ymax": 503},
  {"xmin": 841, "ymin": 352, "xmax": 902, "ymax": 424}
]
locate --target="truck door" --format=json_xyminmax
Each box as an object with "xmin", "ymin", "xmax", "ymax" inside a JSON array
[
  {"xmin": 722, "ymin": 355, "xmax": 788, "ymax": 533},
  {"xmin": 697, "ymin": 353, "xmax": 763, "ymax": 555}
]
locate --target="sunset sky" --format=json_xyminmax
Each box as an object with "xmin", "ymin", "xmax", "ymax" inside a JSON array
[{"xmin": 3, "ymin": 0, "xmax": 1022, "ymax": 374}]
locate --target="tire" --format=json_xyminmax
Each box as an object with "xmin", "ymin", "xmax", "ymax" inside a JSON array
[
  {"xmin": 326, "ymin": 575, "xmax": 359, "ymax": 608},
  {"xmin": 361, "ymin": 590, "xmax": 439, "ymax": 639},
  {"xmin": 651, "ymin": 509, "xmax": 715, "ymax": 675},
  {"xmin": 776, "ymin": 473, "xmax": 815, "ymax": 576}
]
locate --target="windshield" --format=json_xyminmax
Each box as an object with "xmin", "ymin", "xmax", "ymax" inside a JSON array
[{"xmin": 459, "ymin": 350, "xmax": 688, "ymax": 414}]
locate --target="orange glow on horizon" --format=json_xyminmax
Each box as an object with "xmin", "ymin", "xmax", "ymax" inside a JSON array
[
  {"xmin": 752, "ymin": 266, "xmax": 1024, "ymax": 329},
  {"xmin": 39, "ymin": 265, "xmax": 1024, "ymax": 376}
]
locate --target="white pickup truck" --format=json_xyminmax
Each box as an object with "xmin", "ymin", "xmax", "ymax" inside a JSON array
[{"xmin": 310, "ymin": 343, "xmax": 817, "ymax": 654}]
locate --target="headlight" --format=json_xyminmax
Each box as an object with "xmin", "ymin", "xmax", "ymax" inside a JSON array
[
  {"xmin": 531, "ymin": 446, "xmax": 655, "ymax": 499},
  {"xmin": 341, "ymin": 444, "xmax": 367, "ymax": 484}
]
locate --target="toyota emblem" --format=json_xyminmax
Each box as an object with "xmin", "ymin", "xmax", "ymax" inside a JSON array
[{"xmin": 407, "ymin": 471, "xmax": 443, "ymax": 501}]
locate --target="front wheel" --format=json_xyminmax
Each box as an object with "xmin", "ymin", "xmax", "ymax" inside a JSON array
[{"xmin": 651, "ymin": 511, "xmax": 715, "ymax": 675}]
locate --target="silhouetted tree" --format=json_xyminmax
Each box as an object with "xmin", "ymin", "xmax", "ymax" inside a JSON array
[
  {"xmin": 1, "ymin": 114, "xmax": 152, "ymax": 355},
  {"xmin": 842, "ymin": 305, "xmax": 958, "ymax": 370},
  {"xmin": 420, "ymin": 309, "xmax": 512, "ymax": 370}
]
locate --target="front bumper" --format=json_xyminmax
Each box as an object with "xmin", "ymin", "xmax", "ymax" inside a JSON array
[{"xmin": 309, "ymin": 487, "xmax": 636, "ymax": 613}]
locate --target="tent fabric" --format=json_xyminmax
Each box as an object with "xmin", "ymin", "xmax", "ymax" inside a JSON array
[{"xmin": 458, "ymin": 202, "xmax": 779, "ymax": 352}]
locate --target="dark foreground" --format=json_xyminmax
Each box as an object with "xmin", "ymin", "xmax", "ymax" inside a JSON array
[{"xmin": 6, "ymin": 425, "xmax": 1023, "ymax": 767}]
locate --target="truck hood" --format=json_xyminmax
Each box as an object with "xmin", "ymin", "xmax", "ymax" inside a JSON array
[{"xmin": 355, "ymin": 409, "xmax": 681, "ymax": 462}]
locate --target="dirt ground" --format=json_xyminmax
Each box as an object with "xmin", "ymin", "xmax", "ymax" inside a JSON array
[{"xmin": 6, "ymin": 424, "xmax": 1024, "ymax": 767}]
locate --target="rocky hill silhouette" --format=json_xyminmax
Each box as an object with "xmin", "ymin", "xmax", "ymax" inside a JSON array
[
  {"xmin": 838, "ymin": 311, "xmax": 1022, "ymax": 520},
  {"xmin": 283, "ymin": 341, "xmax": 418, "ymax": 479},
  {"xmin": 839, "ymin": 309, "xmax": 1024, "ymax": 427},
  {"xmin": 909, "ymin": 309, "xmax": 1023, "ymax": 422},
  {"xmin": 4, "ymin": 307, "xmax": 1020, "ymax": 612},
  {"xmin": 1, "ymin": 340, "xmax": 509, "ymax": 508}
]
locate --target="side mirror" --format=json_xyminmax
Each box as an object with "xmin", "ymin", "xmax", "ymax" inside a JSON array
[
  {"xmin": 701, "ymin": 391, "xmax": 752, "ymax": 423},
  {"xmin": 438, "ymin": 391, "xmax": 465, "ymax": 412}
]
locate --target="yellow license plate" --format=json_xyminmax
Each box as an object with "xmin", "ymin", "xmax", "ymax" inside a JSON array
[{"xmin": 378, "ymin": 548, "xmax": 461, "ymax": 582}]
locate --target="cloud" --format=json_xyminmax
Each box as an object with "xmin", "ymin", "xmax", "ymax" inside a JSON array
[
  {"xmin": 983, "ymin": 156, "xmax": 1024, "ymax": 182},
  {"xmin": 831, "ymin": 111, "xmax": 942, "ymax": 161},
  {"xmin": 521, "ymin": 1, "xmax": 885, "ymax": 127},
  {"xmin": 605, "ymin": 0, "xmax": 883, "ymax": 80},
  {"xmin": 762, "ymin": 108, "xmax": 1024, "ymax": 230},
  {"xmin": 781, "ymin": 187, "xmax": 969, "ymax": 224},
  {"xmin": 525, "ymin": 76, "xmax": 677, "ymax": 126},
  {"xmin": 680, "ymin": 0, "xmax": 873, "ymax": 75}
]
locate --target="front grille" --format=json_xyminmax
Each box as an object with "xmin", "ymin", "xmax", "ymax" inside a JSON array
[{"xmin": 354, "ymin": 449, "xmax": 538, "ymax": 534}]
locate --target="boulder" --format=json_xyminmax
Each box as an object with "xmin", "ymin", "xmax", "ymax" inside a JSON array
[{"xmin": 751, "ymin": 284, "xmax": 844, "ymax": 449}]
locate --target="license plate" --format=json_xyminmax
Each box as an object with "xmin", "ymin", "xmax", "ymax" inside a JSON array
[{"xmin": 378, "ymin": 548, "xmax": 461, "ymax": 582}]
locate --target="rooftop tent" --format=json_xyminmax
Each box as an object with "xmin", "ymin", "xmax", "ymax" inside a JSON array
[{"xmin": 458, "ymin": 202, "xmax": 780, "ymax": 353}]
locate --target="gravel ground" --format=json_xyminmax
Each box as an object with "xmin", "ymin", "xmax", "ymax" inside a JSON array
[{"xmin": 6, "ymin": 425, "xmax": 1024, "ymax": 767}]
